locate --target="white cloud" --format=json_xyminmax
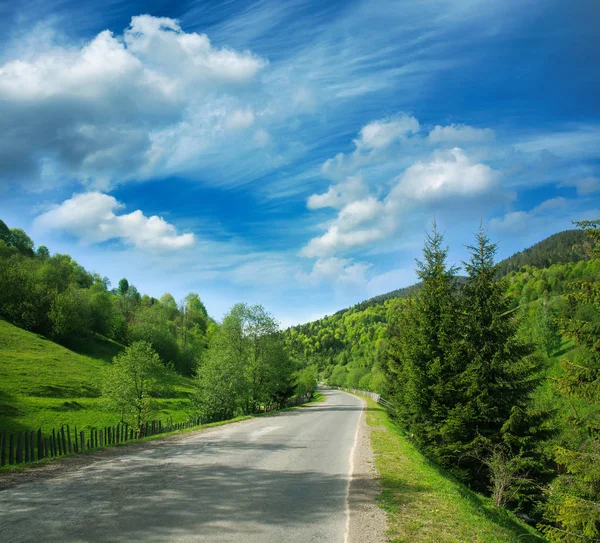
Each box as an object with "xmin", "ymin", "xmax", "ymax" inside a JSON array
[
  {"xmin": 303, "ymin": 145, "xmax": 498, "ymax": 258},
  {"xmin": 307, "ymin": 176, "xmax": 369, "ymax": 210},
  {"xmin": 0, "ymin": 16, "xmax": 267, "ymax": 189},
  {"xmin": 559, "ymin": 176, "xmax": 600, "ymax": 195},
  {"xmin": 35, "ymin": 192, "xmax": 195, "ymax": 251},
  {"xmin": 489, "ymin": 197, "xmax": 569, "ymax": 235},
  {"xmin": 225, "ymin": 108, "xmax": 255, "ymax": 130},
  {"xmin": 428, "ymin": 124, "xmax": 495, "ymax": 144},
  {"xmin": 389, "ymin": 147, "xmax": 498, "ymax": 202},
  {"xmin": 356, "ymin": 115, "xmax": 420, "ymax": 150}
]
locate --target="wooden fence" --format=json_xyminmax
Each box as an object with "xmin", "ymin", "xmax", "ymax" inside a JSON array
[{"xmin": 0, "ymin": 392, "xmax": 312, "ymax": 468}]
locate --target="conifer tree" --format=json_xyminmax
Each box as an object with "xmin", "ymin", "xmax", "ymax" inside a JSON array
[
  {"xmin": 542, "ymin": 220, "xmax": 600, "ymax": 542},
  {"xmin": 385, "ymin": 222, "xmax": 461, "ymax": 453},
  {"xmin": 453, "ymin": 226, "xmax": 549, "ymax": 496}
]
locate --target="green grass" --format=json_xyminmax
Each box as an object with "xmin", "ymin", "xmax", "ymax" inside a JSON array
[
  {"xmin": 0, "ymin": 319, "xmax": 196, "ymax": 434},
  {"xmin": 361, "ymin": 397, "xmax": 546, "ymax": 543}
]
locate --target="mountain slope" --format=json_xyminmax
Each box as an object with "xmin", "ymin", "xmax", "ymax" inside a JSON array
[{"xmin": 0, "ymin": 319, "xmax": 195, "ymax": 434}]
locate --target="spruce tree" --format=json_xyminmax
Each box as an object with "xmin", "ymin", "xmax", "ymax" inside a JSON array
[
  {"xmin": 542, "ymin": 220, "xmax": 600, "ymax": 542},
  {"xmin": 453, "ymin": 226, "xmax": 550, "ymax": 498},
  {"xmin": 385, "ymin": 222, "xmax": 461, "ymax": 455}
]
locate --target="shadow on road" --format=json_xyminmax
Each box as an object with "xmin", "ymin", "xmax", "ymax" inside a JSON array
[{"xmin": 0, "ymin": 463, "xmax": 384, "ymax": 542}]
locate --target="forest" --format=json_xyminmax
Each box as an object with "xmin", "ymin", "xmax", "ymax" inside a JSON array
[{"xmin": 284, "ymin": 222, "xmax": 599, "ymax": 542}]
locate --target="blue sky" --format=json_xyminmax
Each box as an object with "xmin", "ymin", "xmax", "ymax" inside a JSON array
[{"xmin": 0, "ymin": 0, "xmax": 599, "ymax": 326}]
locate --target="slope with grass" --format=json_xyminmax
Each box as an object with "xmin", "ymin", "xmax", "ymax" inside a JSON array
[
  {"xmin": 362, "ymin": 396, "xmax": 545, "ymax": 543},
  {"xmin": 0, "ymin": 319, "xmax": 196, "ymax": 434}
]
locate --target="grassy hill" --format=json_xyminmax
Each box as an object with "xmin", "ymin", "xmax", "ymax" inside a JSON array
[{"xmin": 0, "ymin": 319, "xmax": 196, "ymax": 434}]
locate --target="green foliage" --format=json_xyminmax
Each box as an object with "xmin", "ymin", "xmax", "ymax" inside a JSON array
[
  {"xmin": 102, "ymin": 341, "xmax": 169, "ymax": 429},
  {"xmin": 384, "ymin": 223, "xmax": 462, "ymax": 456},
  {"xmin": 497, "ymin": 229, "xmax": 588, "ymax": 277},
  {"xmin": 0, "ymin": 219, "xmax": 212, "ymax": 377},
  {"xmin": 194, "ymin": 303, "xmax": 295, "ymax": 419},
  {"xmin": 541, "ymin": 220, "xmax": 600, "ymax": 542}
]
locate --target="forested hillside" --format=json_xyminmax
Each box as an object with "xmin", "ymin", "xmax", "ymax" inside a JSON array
[
  {"xmin": 0, "ymin": 219, "xmax": 317, "ymax": 436},
  {"xmin": 283, "ymin": 228, "xmax": 595, "ymax": 392}
]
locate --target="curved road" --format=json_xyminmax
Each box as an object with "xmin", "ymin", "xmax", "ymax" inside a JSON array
[{"xmin": 0, "ymin": 390, "xmax": 367, "ymax": 542}]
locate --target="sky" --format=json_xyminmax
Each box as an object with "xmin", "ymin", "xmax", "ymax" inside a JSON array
[{"xmin": 0, "ymin": 0, "xmax": 599, "ymax": 327}]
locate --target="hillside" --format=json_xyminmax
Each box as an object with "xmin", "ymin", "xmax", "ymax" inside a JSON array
[
  {"xmin": 0, "ymin": 319, "xmax": 196, "ymax": 434},
  {"xmin": 284, "ymin": 228, "xmax": 600, "ymax": 394},
  {"xmin": 325, "ymin": 229, "xmax": 588, "ymax": 319}
]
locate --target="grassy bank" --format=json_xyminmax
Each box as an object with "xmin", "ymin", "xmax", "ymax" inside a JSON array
[
  {"xmin": 0, "ymin": 319, "xmax": 196, "ymax": 434},
  {"xmin": 362, "ymin": 397, "xmax": 545, "ymax": 543}
]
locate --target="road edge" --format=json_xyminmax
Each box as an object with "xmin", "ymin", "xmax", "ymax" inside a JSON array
[{"xmin": 346, "ymin": 394, "xmax": 387, "ymax": 543}]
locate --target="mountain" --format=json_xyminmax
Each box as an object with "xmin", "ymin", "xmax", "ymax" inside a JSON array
[{"xmin": 320, "ymin": 229, "xmax": 589, "ymax": 321}]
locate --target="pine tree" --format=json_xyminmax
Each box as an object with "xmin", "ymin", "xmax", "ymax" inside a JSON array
[
  {"xmin": 385, "ymin": 222, "xmax": 461, "ymax": 454},
  {"xmin": 542, "ymin": 220, "xmax": 600, "ymax": 542},
  {"xmin": 454, "ymin": 226, "xmax": 550, "ymax": 500}
]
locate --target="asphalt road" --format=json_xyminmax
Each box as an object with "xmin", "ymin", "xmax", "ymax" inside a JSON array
[{"xmin": 0, "ymin": 390, "xmax": 368, "ymax": 542}]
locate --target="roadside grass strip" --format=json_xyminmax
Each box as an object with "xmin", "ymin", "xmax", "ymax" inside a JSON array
[{"xmin": 362, "ymin": 397, "xmax": 546, "ymax": 543}]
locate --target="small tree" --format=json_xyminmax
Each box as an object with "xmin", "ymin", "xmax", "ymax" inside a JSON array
[{"xmin": 102, "ymin": 341, "xmax": 167, "ymax": 430}]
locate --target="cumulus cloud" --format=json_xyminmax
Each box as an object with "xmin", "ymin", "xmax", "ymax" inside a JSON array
[
  {"xmin": 303, "ymin": 143, "xmax": 499, "ymax": 258},
  {"xmin": 389, "ymin": 147, "xmax": 498, "ymax": 202},
  {"xmin": 0, "ymin": 15, "xmax": 267, "ymax": 189},
  {"xmin": 307, "ymin": 176, "xmax": 369, "ymax": 210},
  {"xmin": 428, "ymin": 124, "xmax": 495, "ymax": 144},
  {"xmin": 35, "ymin": 192, "xmax": 195, "ymax": 251},
  {"xmin": 356, "ymin": 115, "xmax": 420, "ymax": 150},
  {"xmin": 321, "ymin": 114, "xmax": 421, "ymax": 182}
]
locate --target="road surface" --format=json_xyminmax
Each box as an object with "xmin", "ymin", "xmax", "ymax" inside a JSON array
[{"xmin": 0, "ymin": 390, "xmax": 376, "ymax": 542}]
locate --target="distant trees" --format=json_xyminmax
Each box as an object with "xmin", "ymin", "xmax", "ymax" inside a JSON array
[{"xmin": 102, "ymin": 341, "xmax": 168, "ymax": 430}]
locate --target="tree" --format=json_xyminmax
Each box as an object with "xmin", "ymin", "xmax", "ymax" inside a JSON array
[
  {"xmin": 454, "ymin": 226, "xmax": 550, "ymax": 499},
  {"xmin": 36, "ymin": 245, "xmax": 50, "ymax": 259},
  {"xmin": 194, "ymin": 303, "xmax": 294, "ymax": 418},
  {"xmin": 9, "ymin": 228, "xmax": 35, "ymax": 256},
  {"xmin": 384, "ymin": 222, "xmax": 461, "ymax": 455},
  {"xmin": 49, "ymin": 285, "xmax": 93, "ymax": 343},
  {"xmin": 102, "ymin": 341, "xmax": 167, "ymax": 430},
  {"xmin": 118, "ymin": 278, "xmax": 130, "ymax": 296},
  {"xmin": 542, "ymin": 220, "xmax": 600, "ymax": 542}
]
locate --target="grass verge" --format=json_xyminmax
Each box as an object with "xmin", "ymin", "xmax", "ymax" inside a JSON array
[{"xmin": 361, "ymin": 396, "xmax": 546, "ymax": 543}]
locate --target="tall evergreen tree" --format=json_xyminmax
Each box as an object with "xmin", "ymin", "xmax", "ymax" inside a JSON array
[
  {"xmin": 385, "ymin": 223, "xmax": 461, "ymax": 454},
  {"xmin": 454, "ymin": 226, "xmax": 550, "ymax": 497},
  {"xmin": 542, "ymin": 220, "xmax": 600, "ymax": 543}
]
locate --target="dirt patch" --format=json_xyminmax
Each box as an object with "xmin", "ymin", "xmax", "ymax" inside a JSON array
[{"xmin": 348, "ymin": 400, "xmax": 387, "ymax": 543}]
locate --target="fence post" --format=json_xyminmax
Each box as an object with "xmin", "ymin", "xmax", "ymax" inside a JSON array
[
  {"xmin": 24, "ymin": 432, "xmax": 30, "ymax": 462},
  {"xmin": 80, "ymin": 431, "xmax": 85, "ymax": 451},
  {"xmin": 37, "ymin": 429, "xmax": 43, "ymax": 460},
  {"xmin": 29, "ymin": 430, "xmax": 34, "ymax": 462},
  {"xmin": 66, "ymin": 425, "xmax": 72, "ymax": 453},
  {"xmin": 61, "ymin": 426, "xmax": 67, "ymax": 455},
  {"xmin": 1, "ymin": 429, "xmax": 6, "ymax": 466},
  {"xmin": 9, "ymin": 433, "xmax": 15, "ymax": 464},
  {"xmin": 51, "ymin": 428, "xmax": 57, "ymax": 457},
  {"xmin": 16, "ymin": 432, "xmax": 23, "ymax": 463}
]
